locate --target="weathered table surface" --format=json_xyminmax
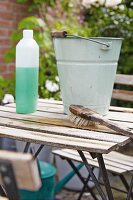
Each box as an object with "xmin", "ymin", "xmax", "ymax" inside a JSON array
[{"xmin": 0, "ymin": 99, "xmax": 132, "ymax": 154}]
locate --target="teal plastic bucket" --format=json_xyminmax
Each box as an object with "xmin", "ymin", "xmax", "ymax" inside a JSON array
[
  {"xmin": 53, "ymin": 37, "xmax": 123, "ymax": 115},
  {"xmin": 19, "ymin": 161, "xmax": 56, "ymax": 200}
]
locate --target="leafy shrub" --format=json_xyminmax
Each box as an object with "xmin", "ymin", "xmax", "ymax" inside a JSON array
[
  {"xmin": 0, "ymin": 76, "xmax": 15, "ymax": 102},
  {"xmin": 82, "ymin": 0, "xmax": 133, "ymax": 74},
  {"xmin": 4, "ymin": 0, "xmax": 133, "ymax": 104},
  {"xmin": 5, "ymin": 0, "xmax": 89, "ymax": 99}
]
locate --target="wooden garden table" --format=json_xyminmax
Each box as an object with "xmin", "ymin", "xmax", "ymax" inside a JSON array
[{"xmin": 0, "ymin": 99, "xmax": 133, "ymax": 200}]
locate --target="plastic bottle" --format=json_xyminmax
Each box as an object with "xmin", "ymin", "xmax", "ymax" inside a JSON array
[{"xmin": 16, "ymin": 30, "xmax": 39, "ymax": 114}]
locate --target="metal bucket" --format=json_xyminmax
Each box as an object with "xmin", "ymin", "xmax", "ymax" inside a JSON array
[{"xmin": 53, "ymin": 36, "xmax": 122, "ymax": 115}]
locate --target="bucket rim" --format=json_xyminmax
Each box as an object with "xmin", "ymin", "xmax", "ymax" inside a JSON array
[
  {"xmin": 90, "ymin": 37, "xmax": 123, "ymax": 40},
  {"xmin": 54, "ymin": 37, "xmax": 123, "ymax": 40}
]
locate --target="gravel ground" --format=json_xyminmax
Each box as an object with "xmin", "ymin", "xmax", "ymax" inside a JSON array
[{"xmin": 56, "ymin": 189, "xmax": 94, "ymax": 200}]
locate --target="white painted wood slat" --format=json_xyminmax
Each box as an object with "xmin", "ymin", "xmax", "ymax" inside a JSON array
[
  {"xmin": 0, "ymin": 117, "xmax": 130, "ymax": 145},
  {"xmin": 53, "ymin": 149, "xmax": 130, "ymax": 174},
  {"xmin": 0, "ymin": 125, "xmax": 120, "ymax": 153},
  {"xmin": 0, "ymin": 99, "xmax": 132, "ymax": 153}
]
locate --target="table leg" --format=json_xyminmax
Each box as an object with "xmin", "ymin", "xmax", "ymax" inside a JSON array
[
  {"xmin": 77, "ymin": 173, "xmax": 92, "ymax": 200},
  {"xmin": 77, "ymin": 169, "xmax": 98, "ymax": 200},
  {"xmin": 23, "ymin": 142, "xmax": 30, "ymax": 153},
  {"xmin": 78, "ymin": 150, "xmax": 107, "ymax": 200},
  {"xmin": 126, "ymin": 175, "xmax": 133, "ymax": 200},
  {"xmin": 23, "ymin": 143, "xmax": 44, "ymax": 159},
  {"xmin": 119, "ymin": 175, "xmax": 133, "ymax": 199},
  {"xmin": 97, "ymin": 154, "xmax": 114, "ymax": 200},
  {"xmin": 67, "ymin": 159, "xmax": 98, "ymax": 200},
  {"xmin": 0, "ymin": 185, "xmax": 6, "ymax": 196},
  {"xmin": 32, "ymin": 145, "xmax": 44, "ymax": 159}
]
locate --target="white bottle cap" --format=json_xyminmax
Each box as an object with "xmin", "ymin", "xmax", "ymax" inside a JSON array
[{"xmin": 23, "ymin": 30, "xmax": 33, "ymax": 38}]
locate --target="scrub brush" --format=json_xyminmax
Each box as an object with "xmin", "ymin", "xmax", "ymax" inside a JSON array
[{"xmin": 69, "ymin": 105, "xmax": 133, "ymax": 137}]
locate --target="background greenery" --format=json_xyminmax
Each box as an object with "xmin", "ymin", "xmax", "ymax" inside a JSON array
[{"xmin": 0, "ymin": 0, "xmax": 133, "ymax": 106}]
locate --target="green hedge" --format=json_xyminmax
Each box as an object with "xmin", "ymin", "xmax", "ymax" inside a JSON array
[{"xmin": 1, "ymin": 0, "xmax": 132, "ymax": 106}]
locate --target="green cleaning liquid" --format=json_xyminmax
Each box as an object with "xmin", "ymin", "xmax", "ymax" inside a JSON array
[
  {"xmin": 16, "ymin": 30, "xmax": 39, "ymax": 114},
  {"xmin": 16, "ymin": 67, "xmax": 38, "ymax": 114}
]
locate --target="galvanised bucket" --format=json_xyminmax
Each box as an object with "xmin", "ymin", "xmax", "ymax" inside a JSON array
[{"xmin": 53, "ymin": 36, "xmax": 122, "ymax": 115}]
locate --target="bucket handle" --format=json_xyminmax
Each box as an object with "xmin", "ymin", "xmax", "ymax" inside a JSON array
[{"xmin": 51, "ymin": 31, "xmax": 110, "ymax": 48}]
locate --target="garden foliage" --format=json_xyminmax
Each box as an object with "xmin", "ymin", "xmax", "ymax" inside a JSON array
[{"xmin": 2, "ymin": 0, "xmax": 133, "ymax": 102}]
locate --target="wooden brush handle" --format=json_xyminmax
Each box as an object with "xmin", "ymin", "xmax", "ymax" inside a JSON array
[
  {"xmin": 51, "ymin": 31, "xmax": 67, "ymax": 37},
  {"xmin": 69, "ymin": 105, "xmax": 133, "ymax": 137},
  {"xmin": 89, "ymin": 114, "xmax": 133, "ymax": 137},
  {"xmin": 69, "ymin": 105, "xmax": 96, "ymax": 116}
]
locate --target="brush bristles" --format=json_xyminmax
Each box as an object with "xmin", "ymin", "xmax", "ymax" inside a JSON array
[{"xmin": 69, "ymin": 113, "xmax": 97, "ymax": 127}]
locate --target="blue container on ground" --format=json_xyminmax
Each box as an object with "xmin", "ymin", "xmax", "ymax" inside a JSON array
[{"xmin": 19, "ymin": 161, "xmax": 56, "ymax": 200}]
